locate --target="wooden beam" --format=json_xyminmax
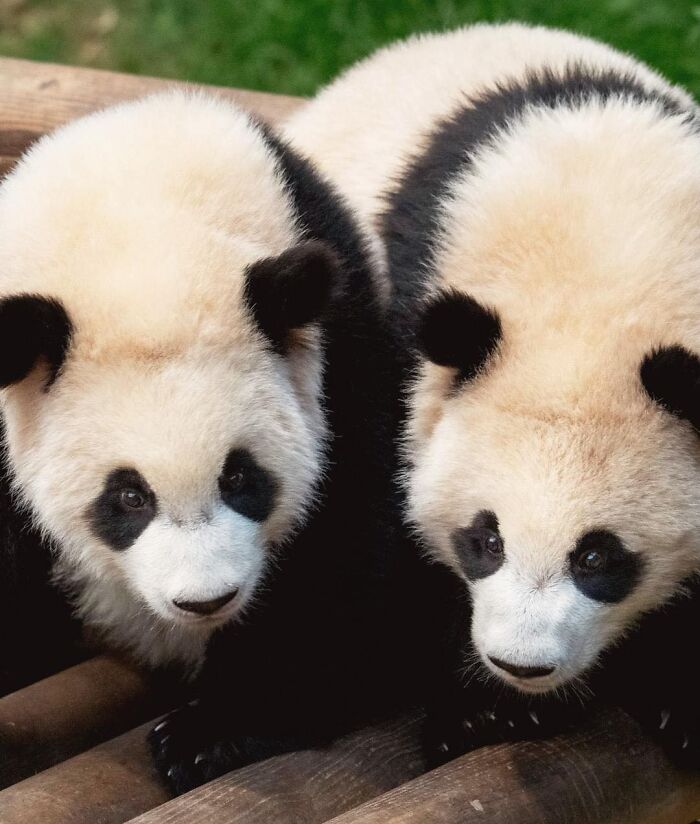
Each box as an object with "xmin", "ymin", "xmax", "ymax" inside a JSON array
[
  {"xmin": 0, "ymin": 656, "xmax": 177, "ymax": 788},
  {"xmin": 0, "ymin": 721, "xmax": 169, "ymax": 824},
  {"xmin": 323, "ymin": 709, "xmax": 700, "ymax": 824},
  {"xmin": 0, "ymin": 57, "xmax": 303, "ymax": 175},
  {"xmin": 125, "ymin": 713, "xmax": 426, "ymax": 824}
]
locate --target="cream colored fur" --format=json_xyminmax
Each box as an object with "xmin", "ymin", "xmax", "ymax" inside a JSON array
[
  {"xmin": 0, "ymin": 93, "xmax": 328, "ymax": 670},
  {"xmin": 288, "ymin": 24, "xmax": 700, "ymax": 690}
]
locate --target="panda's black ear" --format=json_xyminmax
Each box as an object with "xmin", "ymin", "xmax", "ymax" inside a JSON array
[
  {"xmin": 417, "ymin": 288, "xmax": 501, "ymax": 381},
  {"xmin": 640, "ymin": 345, "xmax": 700, "ymax": 433},
  {"xmin": 244, "ymin": 240, "xmax": 341, "ymax": 352},
  {"xmin": 0, "ymin": 295, "xmax": 72, "ymax": 388}
]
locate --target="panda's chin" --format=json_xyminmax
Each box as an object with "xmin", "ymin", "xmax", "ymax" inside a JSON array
[
  {"xmin": 481, "ymin": 655, "xmax": 581, "ymax": 696},
  {"xmin": 494, "ymin": 672, "xmax": 561, "ymax": 695}
]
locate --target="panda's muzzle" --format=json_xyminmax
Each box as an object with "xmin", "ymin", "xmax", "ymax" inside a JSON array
[{"xmin": 172, "ymin": 587, "xmax": 239, "ymax": 616}]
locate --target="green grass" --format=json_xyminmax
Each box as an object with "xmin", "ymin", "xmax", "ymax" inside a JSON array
[{"xmin": 0, "ymin": 0, "xmax": 699, "ymax": 98}]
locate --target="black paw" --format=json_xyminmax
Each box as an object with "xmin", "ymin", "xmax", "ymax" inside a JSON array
[
  {"xmin": 148, "ymin": 703, "xmax": 245, "ymax": 795},
  {"xmin": 425, "ymin": 702, "xmax": 581, "ymax": 767},
  {"xmin": 642, "ymin": 707, "xmax": 700, "ymax": 769}
]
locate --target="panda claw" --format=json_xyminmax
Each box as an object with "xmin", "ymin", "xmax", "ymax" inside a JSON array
[
  {"xmin": 194, "ymin": 752, "xmax": 206, "ymax": 765},
  {"xmin": 529, "ymin": 711, "xmax": 540, "ymax": 726},
  {"xmin": 682, "ymin": 735, "xmax": 689, "ymax": 750},
  {"xmin": 154, "ymin": 720, "xmax": 169, "ymax": 733},
  {"xmin": 659, "ymin": 710, "xmax": 671, "ymax": 730}
]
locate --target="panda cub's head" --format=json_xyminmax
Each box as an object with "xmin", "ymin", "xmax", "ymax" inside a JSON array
[
  {"xmin": 0, "ymin": 93, "xmax": 340, "ymax": 667},
  {"xmin": 406, "ymin": 95, "xmax": 700, "ymax": 695}
]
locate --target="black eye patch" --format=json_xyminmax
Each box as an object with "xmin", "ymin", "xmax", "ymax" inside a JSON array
[
  {"xmin": 569, "ymin": 529, "xmax": 644, "ymax": 604},
  {"xmin": 452, "ymin": 509, "xmax": 504, "ymax": 581},
  {"xmin": 87, "ymin": 467, "xmax": 157, "ymax": 552},
  {"xmin": 219, "ymin": 448, "xmax": 278, "ymax": 523}
]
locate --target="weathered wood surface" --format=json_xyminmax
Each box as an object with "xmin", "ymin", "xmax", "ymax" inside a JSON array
[
  {"xmin": 0, "ymin": 57, "xmax": 303, "ymax": 175},
  {"xmin": 126, "ymin": 713, "xmax": 427, "ymax": 824},
  {"xmin": 0, "ymin": 721, "xmax": 170, "ymax": 824},
  {"xmin": 325, "ymin": 709, "xmax": 700, "ymax": 824},
  {"xmin": 0, "ymin": 656, "xmax": 175, "ymax": 788}
]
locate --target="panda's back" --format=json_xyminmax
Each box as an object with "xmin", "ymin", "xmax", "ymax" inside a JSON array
[{"xmin": 286, "ymin": 22, "xmax": 690, "ymax": 228}]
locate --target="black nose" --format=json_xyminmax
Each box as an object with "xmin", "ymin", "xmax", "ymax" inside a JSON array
[
  {"xmin": 488, "ymin": 656, "xmax": 555, "ymax": 679},
  {"xmin": 173, "ymin": 588, "xmax": 239, "ymax": 616}
]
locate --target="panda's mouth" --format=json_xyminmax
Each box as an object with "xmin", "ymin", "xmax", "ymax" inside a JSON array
[
  {"xmin": 482, "ymin": 654, "xmax": 565, "ymax": 694},
  {"xmin": 160, "ymin": 587, "xmax": 246, "ymax": 628}
]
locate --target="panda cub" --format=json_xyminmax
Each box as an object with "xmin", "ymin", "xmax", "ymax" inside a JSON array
[
  {"xmin": 287, "ymin": 24, "xmax": 700, "ymax": 766},
  {"xmin": 0, "ymin": 91, "xmax": 412, "ymax": 790}
]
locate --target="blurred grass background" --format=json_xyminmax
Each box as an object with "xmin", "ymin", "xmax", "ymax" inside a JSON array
[{"xmin": 0, "ymin": 0, "xmax": 698, "ymax": 98}]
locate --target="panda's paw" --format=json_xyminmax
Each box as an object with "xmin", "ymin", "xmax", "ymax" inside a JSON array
[
  {"xmin": 149, "ymin": 704, "xmax": 245, "ymax": 795},
  {"xmin": 425, "ymin": 701, "xmax": 582, "ymax": 766},
  {"xmin": 646, "ymin": 707, "xmax": 700, "ymax": 769},
  {"xmin": 424, "ymin": 712, "xmax": 481, "ymax": 768}
]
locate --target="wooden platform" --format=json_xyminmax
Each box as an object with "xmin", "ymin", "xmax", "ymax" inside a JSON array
[{"xmin": 0, "ymin": 57, "xmax": 699, "ymax": 824}]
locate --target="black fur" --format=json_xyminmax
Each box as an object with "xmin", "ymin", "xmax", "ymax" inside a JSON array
[
  {"xmin": 640, "ymin": 345, "xmax": 700, "ymax": 433},
  {"xmin": 569, "ymin": 529, "xmax": 644, "ymax": 604},
  {"xmin": 597, "ymin": 575, "xmax": 700, "ymax": 767},
  {"xmin": 0, "ymin": 294, "xmax": 72, "ymax": 388},
  {"xmin": 418, "ymin": 290, "xmax": 501, "ymax": 381},
  {"xmin": 218, "ymin": 448, "xmax": 277, "ymax": 523},
  {"xmin": 452, "ymin": 509, "xmax": 504, "ymax": 580},
  {"xmin": 150, "ymin": 128, "xmax": 438, "ymax": 795},
  {"xmin": 0, "ymin": 418, "xmax": 81, "ymax": 695},
  {"xmin": 380, "ymin": 62, "xmax": 700, "ymax": 769},
  {"xmin": 87, "ymin": 467, "xmax": 157, "ymax": 552},
  {"xmin": 244, "ymin": 241, "xmax": 340, "ymax": 354}
]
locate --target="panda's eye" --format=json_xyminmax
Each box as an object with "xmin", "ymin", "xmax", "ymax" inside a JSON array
[
  {"xmin": 223, "ymin": 469, "xmax": 246, "ymax": 494},
  {"xmin": 219, "ymin": 448, "xmax": 278, "ymax": 523},
  {"xmin": 577, "ymin": 549, "xmax": 605, "ymax": 572},
  {"xmin": 483, "ymin": 531, "xmax": 503, "ymax": 556},
  {"xmin": 119, "ymin": 488, "xmax": 148, "ymax": 511},
  {"xmin": 451, "ymin": 511, "xmax": 504, "ymax": 581}
]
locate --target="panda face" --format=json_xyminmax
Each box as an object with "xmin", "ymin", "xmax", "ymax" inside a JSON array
[
  {"xmin": 408, "ymin": 396, "xmax": 700, "ymax": 694},
  {"xmin": 3, "ymin": 332, "xmax": 325, "ymax": 640},
  {"xmin": 402, "ymin": 98, "xmax": 700, "ymax": 693}
]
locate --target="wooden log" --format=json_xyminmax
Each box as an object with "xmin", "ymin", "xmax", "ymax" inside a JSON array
[
  {"xmin": 125, "ymin": 713, "xmax": 427, "ymax": 824},
  {"xmin": 0, "ymin": 56, "xmax": 303, "ymax": 175},
  {"xmin": 324, "ymin": 709, "xmax": 700, "ymax": 824},
  {"xmin": 0, "ymin": 655, "xmax": 178, "ymax": 788},
  {"xmin": 0, "ymin": 721, "xmax": 169, "ymax": 824}
]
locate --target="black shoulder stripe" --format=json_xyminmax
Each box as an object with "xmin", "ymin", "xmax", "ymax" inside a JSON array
[
  {"xmin": 254, "ymin": 121, "xmax": 377, "ymax": 315},
  {"xmin": 381, "ymin": 64, "xmax": 694, "ymax": 338}
]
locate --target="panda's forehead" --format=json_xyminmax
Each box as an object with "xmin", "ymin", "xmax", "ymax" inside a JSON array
[{"xmin": 436, "ymin": 404, "xmax": 687, "ymax": 531}]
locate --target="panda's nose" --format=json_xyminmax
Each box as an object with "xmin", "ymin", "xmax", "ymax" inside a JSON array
[
  {"xmin": 173, "ymin": 588, "xmax": 239, "ymax": 616},
  {"xmin": 488, "ymin": 656, "xmax": 555, "ymax": 679}
]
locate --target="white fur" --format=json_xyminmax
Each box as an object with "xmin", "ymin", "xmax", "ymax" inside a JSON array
[
  {"xmin": 288, "ymin": 24, "xmax": 700, "ymax": 691},
  {"xmin": 0, "ymin": 92, "xmax": 328, "ymax": 670}
]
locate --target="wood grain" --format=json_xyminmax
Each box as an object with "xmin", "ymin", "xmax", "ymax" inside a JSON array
[
  {"xmin": 0, "ymin": 656, "xmax": 177, "ymax": 788},
  {"xmin": 324, "ymin": 709, "xmax": 700, "ymax": 824},
  {"xmin": 126, "ymin": 713, "xmax": 427, "ymax": 824},
  {"xmin": 0, "ymin": 56, "xmax": 303, "ymax": 174},
  {"xmin": 0, "ymin": 721, "xmax": 169, "ymax": 824}
]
